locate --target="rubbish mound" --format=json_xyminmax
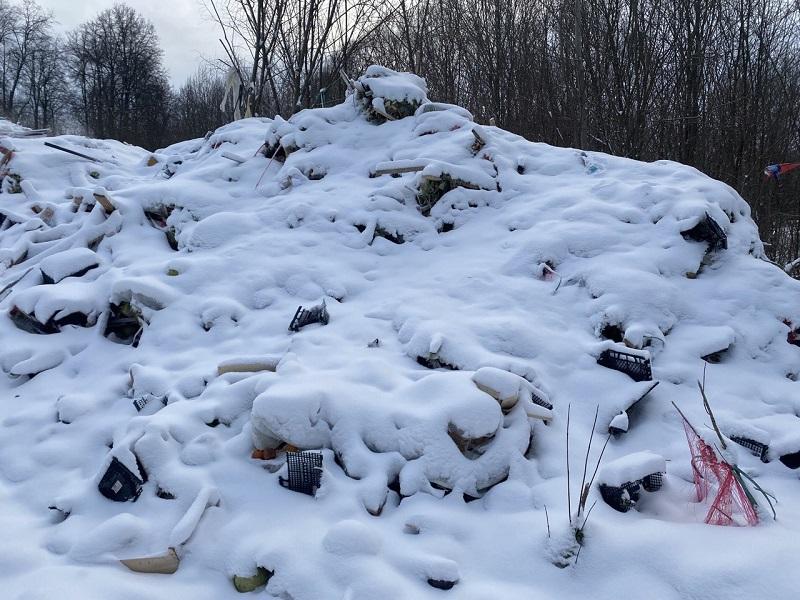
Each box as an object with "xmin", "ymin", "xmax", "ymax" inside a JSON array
[{"xmin": 0, "ymin": 68, "xmax": 799, "ymax": 599}]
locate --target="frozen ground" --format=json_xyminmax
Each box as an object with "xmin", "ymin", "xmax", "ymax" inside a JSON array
[{"xmin": 1, "ymin": 67, "xmax": 799, "ymax": 599}]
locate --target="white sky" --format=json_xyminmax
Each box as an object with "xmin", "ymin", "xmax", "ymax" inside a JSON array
[{"xmin": 37, "ymin": 0, "xmax": 222, "ymax": 85}]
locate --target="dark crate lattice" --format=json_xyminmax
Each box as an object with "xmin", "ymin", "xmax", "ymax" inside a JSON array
[
  {"xmin": 530, "ymin": 390, "xmax": 553, "ymax": 411},
  {"xmin": 597, "ymin": 349, "xmax": 653, "ymax": 382},
  {"xmin": 133, "ymin": 394, "xmax": 167, "ymax": 413},
  {"xmin": 730, "ymin": 436, "xmax": 769, "ymax": 463},
  {"xmin": 599, "ymin": 481, "xmax": 641, "ymax": 513},
  {"xmin": 288, "ymin": 301, "xmax": 329, "ymax": 332},
  {"xmin": 600, "ymin": 471, "xmax": 665, "ymax": 512},
  {"xmin": 98, "ymin": 457, "xmax": 143, "ymax": 502},
  {"xmin": 279, "ymin": 452, "xmax": 323, "ymax": 496},
  {"xmin": 683, "ymin": 212, "xmax": 728, "ymax": 252},
  {"xmin": 641, "ymin": 472, "xmax": 663, "ymax": 492}
]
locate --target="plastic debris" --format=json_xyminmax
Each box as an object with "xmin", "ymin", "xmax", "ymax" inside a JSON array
[
  {"xmin": 98, "ymin": 457, "xmax": 144, "ymax": 502},
  {"xmin": 279, "ymin": 451, "xmax": 323, "ymax": 496},
  {"xmin": 764, "ymin": 162, "xmax": 800, "ymax": 181},
  {"xmin": 597, "ymin": 348, "xmax": 653, "ymax": 382},
  {"xmin": 120, "ymin": 547, "xmax": 179, "ymax": 574},
  {"xmin": 104, "ymin": 301, "xmax": 145, "ymax": 346},
  {"xmin": 427, "ymin": 578, "xmax": 458, "ymax": 591},
  {"xmin": 676, "ymin": 406, "xmax": 759, "ymax": 526},
  {"xmin": 682, "ymin": 212, "xmax": 728, "ymax": 252},
  {"xmin": 730, "ymin": 436, "xmax": 769, "ymax": 462},
  {"xmin": 598, "ymin": 452, "xmax": 666, "ymax": 512},
  {"xmin": 288, "ymin": 300, "xmax": 329, "ymax": 332},
  {"xmin": 233, "ymin": 567, "xmax": 272, "ymax": 593},
  {"xmin": 132, "ymin": 393, "xmax": 167, "ymax": 414}
]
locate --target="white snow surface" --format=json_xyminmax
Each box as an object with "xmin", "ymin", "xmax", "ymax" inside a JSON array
[
  {"xmin": 1, "ymin": 68, "xmax": 800, "ymax": 599},
  {"xmin": 598, "ymin": 451, "xmax": 667, "ymax": 487}
]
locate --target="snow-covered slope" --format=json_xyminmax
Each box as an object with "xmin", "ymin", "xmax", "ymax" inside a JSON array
[{"xmin": 1, "ymin": 67, "xmax": 800, "ymax": 599}]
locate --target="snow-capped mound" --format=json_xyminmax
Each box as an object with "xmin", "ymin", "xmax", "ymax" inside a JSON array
[{"xmin": 0, "ymin": 67, "xmax": 799, "ymax": 599}]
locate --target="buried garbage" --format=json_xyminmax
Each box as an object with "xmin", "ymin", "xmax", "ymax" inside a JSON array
[
  {"xmin": 288, "ymin": 300, "xmax": 329, "ymax": 332},
  {"xmin": 104, "ymin": 301, "xmax": 145, "ymax": 346},
  {"xmin": 597, "ymin": 348, "xmax": 653, "ymax": 382},
  {"xmin": 597, "ymin": 451, "xmax": 666, "ymax": 513},
  {"xmin": 279, "ymin": 451, "xmax": 323, "ymax": 496},
  {"xmin": 682, "ymin": 212, "xmax": 728, "ymax": 252},
  {"xmin": 0, "ymin": 65, "xmax": 797, "ymax": 599},
  {"xmin": 233, "ymin": 567, "xmax": 272, "ymax": 593},
  {"xmin": 120, "ymin": 547, "xmax": 180, "ymax": 575},
  {"xmin": 98, "ymin": 456, "xmax": 145, "ymax": 502}
]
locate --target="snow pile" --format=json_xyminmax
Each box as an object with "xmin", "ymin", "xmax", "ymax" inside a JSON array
[
  {"xmin": 1, "ymin": 66, "xmax": 800, "ymax": 599},
  {"xmin": 598, "ymin": 451, "xmax": 666, "ymax": 488}
]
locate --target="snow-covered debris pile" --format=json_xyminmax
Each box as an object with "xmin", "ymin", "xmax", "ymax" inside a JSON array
[
  {"xmin": 1, "ymin": 66, "xmax": 800, "ymax": 599},
  {"xmin": 353, "ymin": 65, "xmax": 428, "ymax": 122}
]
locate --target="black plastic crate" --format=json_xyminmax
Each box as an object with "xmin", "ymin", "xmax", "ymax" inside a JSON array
[
  {"xmin": 641, "ymin": 472, "xmax": 663, "ymax": 492},
  {"xmin": 730, "ymin": 436, "xmax": 769, "ymax": 463},
  {"xmin": 780, "ymin": 451, "xmax": 800, "ymax": 470},
  {"xmin": 98, "ymin": 457, "xmax": 143, "ymax": 502},
  {"xmin": 597, "ymin": 349, "xmax": 653, "ymax": 382},
  {"xmin": 104, "ymin": 302, "xmax": 144, "ymax": 346},
  {"xmin": 279, "ymin": 452, "xmax": 323, "ymax": 496},
  {"xmin": 682, "ymin": 212, "xmax": 728, "ymax": 252},
  {"xmin": 599, "ymin": 481, "xmax": 641, "ymax": 513},
  {"xmin": 288, "ymin": 301, "xmax": 329, "ymax": 332},
  {"xmin": 132, "ymin": 394, "xmax": 167, "ymax": 413},
  {"xmin": 530, "ymin": 390, "xmax": 553, "ymax": 410}
]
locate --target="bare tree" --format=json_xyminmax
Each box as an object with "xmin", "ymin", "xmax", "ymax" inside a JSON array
[
  {"xmin": 0, "ymin": 0, "xmax": 52, "ymax": 120},
  {"xmin": 208, "ymin": 0, "xmax": 399, "ymax": 117},
  {"xmin": 65, "ymin": 4, "xmax": 171, "ymax": 148},
  {"xmin": 169, "ymin": 64, "xmax": 227, "ymax": 141}
]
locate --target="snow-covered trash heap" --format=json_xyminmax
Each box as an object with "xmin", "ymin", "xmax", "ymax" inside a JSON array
[{"xmin": 1, "ymin": 66, "xmax": 800, "ymax": 598}]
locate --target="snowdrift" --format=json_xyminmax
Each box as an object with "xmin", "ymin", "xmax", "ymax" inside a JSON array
[{"xmin": 1, "ymin": 67, "xmax": 800, "ymax": 599}]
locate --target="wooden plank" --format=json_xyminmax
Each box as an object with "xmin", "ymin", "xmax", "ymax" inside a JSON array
[
  {"xmin": 372, "ymin": 164, "xmax": 425, "ymax": 176},
  {"xmin": 93, "ymin": 192, "xmax": 116, "ymax": 214}
]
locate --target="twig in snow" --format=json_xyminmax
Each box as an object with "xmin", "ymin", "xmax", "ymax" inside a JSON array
[
  {"xmin": 544, "ymin": 505, "xmax": 551, "ymax": 538},
  {"xmin": 577, "ymin": 406, "xmax": 599, "ymax": 517},
  {"xmin": 584, "ymin": 435, "xmax": 611, "ymax": 501},
  {"xmin": 566, "ymin": 403, "xmax": 572, "ymax": 524},
  {"xmin": 574, "ymin": 500, "xmax": 598, "ymax": 565},
  {"xmin": 255, "ymin": 143, "xmax": 283, "ymax": 190},
  {"xmin": 551, "ymin": 272, "xmax": 563, "ymax": 295},
  {"xmin": 698, "ymin": 368, "xmax": 726, "ymax": 450}
]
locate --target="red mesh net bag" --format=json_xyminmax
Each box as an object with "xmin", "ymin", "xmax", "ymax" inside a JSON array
[{"xmin": 679, "ymin": 412, "xmax": 758, "ymax": 526}]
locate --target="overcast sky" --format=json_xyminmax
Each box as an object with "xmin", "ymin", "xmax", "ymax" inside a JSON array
[{"xmin": 38, "ymin": 0, "xmax": 221, "ymax": 85}]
